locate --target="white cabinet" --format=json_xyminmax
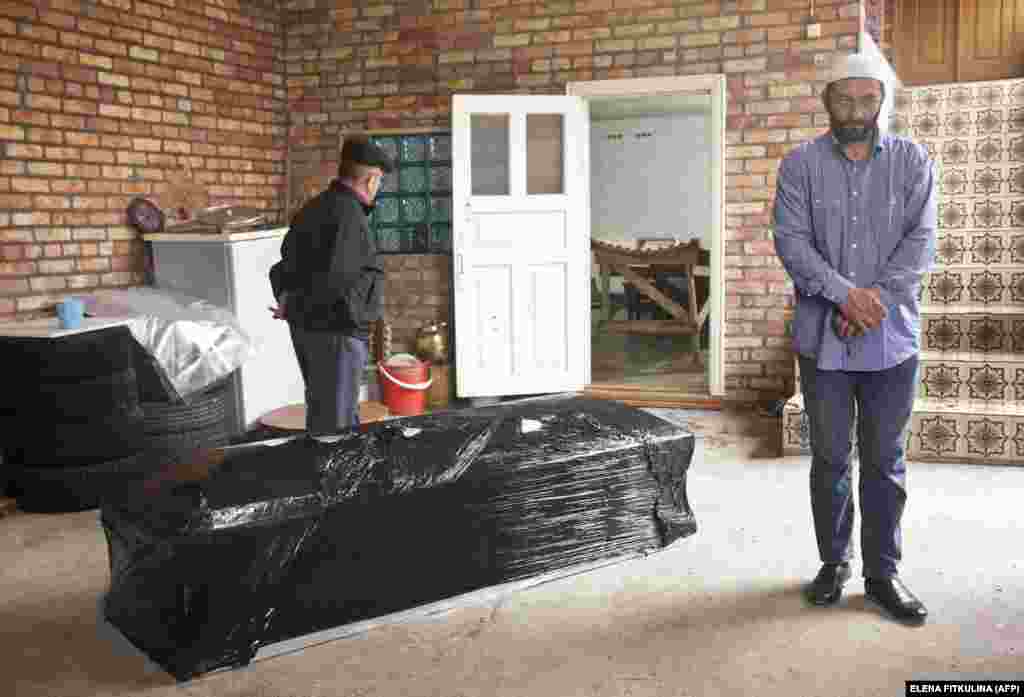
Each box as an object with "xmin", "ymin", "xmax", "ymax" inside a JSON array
[{"xmin": 144, "ymin": 229, "xmax": 305, "ymax": 435}]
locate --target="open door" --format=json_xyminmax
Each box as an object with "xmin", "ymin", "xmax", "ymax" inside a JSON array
[{"xmin": 452, "ymin": 95, "xmax": 590, "ymax": 398}]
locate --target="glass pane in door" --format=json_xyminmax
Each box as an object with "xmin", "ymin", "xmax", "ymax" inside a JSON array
[
  {"xmin": 471, "ymin": 113, "xmax": 510, "ymax": 196},
  {"xmin": 527, "ymin": 113, "xmax": 564, "ymax": 195}
]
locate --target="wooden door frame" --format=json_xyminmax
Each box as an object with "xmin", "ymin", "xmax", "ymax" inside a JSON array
[{"xmin": 566, "ymin": 74, "xmax": 727, "ymax": 405}]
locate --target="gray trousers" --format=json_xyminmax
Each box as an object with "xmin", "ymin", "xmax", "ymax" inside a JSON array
[
  {"xmin": 798, "ymin": 353, "xmax": 919, "ymax": 580},
  {"xmin": 288, "ymin": 324, "xmax": 368, "ymax": 436}
]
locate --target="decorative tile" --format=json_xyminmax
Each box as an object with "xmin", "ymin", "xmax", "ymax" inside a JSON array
[
  {"xmin": 967, "ymin": 318, "xmax": 1005, "ymax": 352},
  {"xmin": 922, "ymin": 365, "xmax": 962, "ymax": 399},
  {"xmin": 967, "ymin": 365, "xmax": 1008, "ymax": 400},
  {"xmin": 1011, "ymin": 83, "xmax": 1024, "ymax": 103},
  {"xmin": 1012, "ymin": 273, "xmax": 1024, "ymax": 303},
  {"xmin": 939, "ymin": 201, "xmax": 968, "ymax": 228},
  {"xmin": 966, "ymin": 418, "xmax": 1008, "ymax": 457},
  {"xmin": 976, "ymin": 137, "xmax": 1004, "ymax": 162},
  {"xmin": 937, "ymin": 234, "xmax": 966, "ymax": 265},
  {"xmin": 974, "ymin": 169, "xmax": 1003, "ymax": 195},
  {"xmin": 925, "ymin": 317, "xmax": 964, "ymax": 351},
  {"xmin": 979, "ymin": 85, "xmax": 1007, "ymax": 108},
  {"xmin": 928, "ymin": 271, "xmax": 965, "ymax": 303},
  {"xmin": 942, "ymin": 168, "xmax": 969, "ymax": 195},
  {"xmin": 1017, "ymin": 369, "xmax": 1024, "ymax": 401},
  {"xmin": 1010, "ymin": 107, "xmax": 1024, "ymax": 132},
  {"xmin": 1010, "ymin": 136, "xmax": 1024, "ymax": 161},
  {"xmin": 977, "ymin": 109, "xmax": 1004, "ymax": 135},
  {"xmin": 945, "ymin": 111, "xmax": 971, "ymax": 137},
  {"xmin": 1014, "ymin": 423, "xmax": 1024, "ymax": 456},
  {"xmin": 942, "ymin": 139, "xmax": 971, "ymax": 164},
  {"xmin": 916, "ymin": 415, "xmax": 960, "ymax": 456},
  {"xmin": 973, "ymin": 199, "xmax": 1003, "ymax": 227},
  {"xmin": 921, "ymin": 90, "xmax": 944, "ymax": 111},
  {"xmin": 970, "ymin": 233, "xmax": 1004, "ymax": 264},
  {"xmin": 1012, "ymin": 321, "xmax": 1024, "ymax": 352},
  {"xmin": 1010, "ymin": 167, "xmax": 1024, "ymax": 193},
  {"xmin": 1012, "ymin": 235, "xmax": 1024, "ymax": 263},
  {"xmin": 915, "ymin": 112, "xmax": 941, "ymax": 139},
  {"xmin": 967, "ymin": 270, "xmax": 1005, "ymax": 304}
]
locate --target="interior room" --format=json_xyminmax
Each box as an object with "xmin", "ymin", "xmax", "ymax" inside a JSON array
[{"xmin": 588, "ymin": 94, "xmax": 713, "ymax": 395}]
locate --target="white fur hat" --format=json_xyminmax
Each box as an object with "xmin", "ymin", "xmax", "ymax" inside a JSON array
[{"xmin": 827, "ymin": 51, "xmax": 896, "ymax": 88}]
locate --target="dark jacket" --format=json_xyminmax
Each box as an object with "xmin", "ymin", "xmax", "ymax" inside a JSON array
[{"xmin": 269, "ymin": 181, "xmax": 383, "ymax": 338}]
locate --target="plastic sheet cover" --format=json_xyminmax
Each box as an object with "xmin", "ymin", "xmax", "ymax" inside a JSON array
[
  {"xmin": 83, "ymin": 288, "xmax": 259, "ymax": 401},
  {"xmin": 100, "ymin": 396, "xmax": 697, "ymax": 681}
]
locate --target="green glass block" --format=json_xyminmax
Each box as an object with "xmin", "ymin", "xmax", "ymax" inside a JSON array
[
  {"xmin": 430, "ymin": 196, "xmax": 451, "ymax": 222},
  {"xmin": 377, "ymin": 227, "xmax": 401, "ymax": 253},
  {"xmin": 398, "ymin": 225, "xmax": 429, "ymax": 253},
  {"xmin": 399, "ymin": 165, "xmax": 427, "ymax": 193},
  {"xmin": 428, "ymin": 134, "xmax": 452, "ymax": 161},
  {"xmin": 380, "ymin": 169, "xmax": 399, "ymax": 193},
  {"xmin": 430, "ymin": 224, "xmax": 451, "ymax": 253},
  {"xmin": 401, "ymin": 196, "xmax": 428, "ymax": 223},
  {"xmin": 374, "ymin": 196, "xmax": 399, "ymax": 224},
  {"xmin": 400, "ymin": 135, "xmax": 427, "ymax": 162},
  {"xmin": 430, "ymin": 165, "xmax": 452, "ymax": 192},
  {"xmin": 371, "ymin": 136, "xmax": 399, "ymax": 164}
]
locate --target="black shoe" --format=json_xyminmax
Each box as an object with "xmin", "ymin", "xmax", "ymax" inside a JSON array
[
  {"xmin": 865, "ymin": 577, "xmax": 928, "ymax": 625},
  {"xmin": 805, "ymin": 562, "xmax": 852, "ymax": 606}
]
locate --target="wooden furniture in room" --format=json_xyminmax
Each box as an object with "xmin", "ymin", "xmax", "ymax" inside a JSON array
[
  {"xmin": 591, "ymin": 238, "xmax": 710, "ymax": 337},
  {"xmin": 896, "ymin": 0, "xmax": 1024, "ymax": 85}
]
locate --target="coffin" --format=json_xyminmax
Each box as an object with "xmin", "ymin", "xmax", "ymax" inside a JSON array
[{"xmin": 100, "ymin": 397, "xmax": 697, "ymax": 681}]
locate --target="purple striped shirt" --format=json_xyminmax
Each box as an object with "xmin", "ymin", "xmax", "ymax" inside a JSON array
[{"xmin": 773, "ymin": 132, "xmax": 938, "ymax": 372}]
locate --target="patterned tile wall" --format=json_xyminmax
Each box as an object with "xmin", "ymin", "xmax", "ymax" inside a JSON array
[{"xmin": 891, "ymin": 81, "xmax": 1024, "ymax": 310}]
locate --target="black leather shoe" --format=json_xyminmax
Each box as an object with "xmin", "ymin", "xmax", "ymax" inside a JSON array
[
  {"xmin": 805, "ymin": 562, "xmax": 852, "ymax": 606},
  {"xmin": 865, "ymin": 577, "xmax": 928, "ymax": 625}
]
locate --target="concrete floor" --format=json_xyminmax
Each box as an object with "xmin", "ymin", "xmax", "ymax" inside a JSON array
[{"xmin": 2, "ymin": 406, "xmax": 1023, "ymax": 697}]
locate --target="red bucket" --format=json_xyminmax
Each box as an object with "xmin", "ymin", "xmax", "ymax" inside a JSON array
[{"xmin": 378, "ymin": 354, "xmax": 433, "ymax": 416}]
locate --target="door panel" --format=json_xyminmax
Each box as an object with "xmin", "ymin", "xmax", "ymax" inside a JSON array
[
  {"xmin": 452, "ymin": 94, "xmax": 588, "ymax": 398},
  {"xmin": 896, "ymin": 0, "xmax": 958, "ymax": 86},
  {"xmin": 958, "ymin": 0, "xmax": 1024, "ymax": 83}
]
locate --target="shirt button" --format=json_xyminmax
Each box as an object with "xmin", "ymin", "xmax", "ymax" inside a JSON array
[
  {"xmin": 852, "ymin": 243, "xmax": 858, "ymax": 248},
  {"xmin": 852, "ymin": 216, "xmax": 858, "ymax": 222}
]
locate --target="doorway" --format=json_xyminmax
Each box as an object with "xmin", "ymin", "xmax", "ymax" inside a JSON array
[{"xmin": 568, "ymin": 76, "xmax": 726, "ymax": 405}]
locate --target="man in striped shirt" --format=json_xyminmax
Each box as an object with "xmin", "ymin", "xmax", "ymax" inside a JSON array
[{"xmin": 773, "ymin": 52, "xmax": 937, "ymax": 624}]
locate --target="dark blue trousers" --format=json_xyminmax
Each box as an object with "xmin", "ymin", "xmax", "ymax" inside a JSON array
[
  {"xmin": 798, "ymin": 353, "xmax": 919, "ymax": 580},
  {"xmin": 288, "ymin": 324, "xmax": 368, "ymax": 436}
]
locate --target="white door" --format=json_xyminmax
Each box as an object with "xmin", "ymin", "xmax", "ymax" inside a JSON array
[{"xmin": 452, "ymin": 95, "xmax": 590, "ymax": 398}]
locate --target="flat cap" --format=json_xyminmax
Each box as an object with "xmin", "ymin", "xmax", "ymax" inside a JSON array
[{"xmin": 341, "ymin": 134, "xmax": 395, "ymax": 173}]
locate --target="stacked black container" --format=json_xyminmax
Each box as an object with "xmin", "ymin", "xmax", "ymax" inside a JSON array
[{"xmin": 0, "ymin": 326, "xmax": 231, "ymax": 513}]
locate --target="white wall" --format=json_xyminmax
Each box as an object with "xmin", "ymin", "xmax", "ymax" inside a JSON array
[{"xmin": 590, "ymin": 111, "xmax": 711, "ymax": 249}]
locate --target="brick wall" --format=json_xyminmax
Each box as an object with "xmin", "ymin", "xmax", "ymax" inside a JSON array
[
  {"xmin": 0, "ymin": 0, "xmax": 285, "ymax": 320},
  {"xmin": 284, "ymin": 0, "xmax": 863, "ymax": 400}
]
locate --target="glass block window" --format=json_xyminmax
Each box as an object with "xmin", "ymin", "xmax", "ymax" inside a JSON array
[{"xmin": 369, "ymin": 132, "xmax": 453, "ymax": 254}]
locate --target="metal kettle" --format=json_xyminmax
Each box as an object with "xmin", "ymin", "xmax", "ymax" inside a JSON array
[{"xmin": 414, "ymin": 321, "xmax": 449, "ymax": 364}]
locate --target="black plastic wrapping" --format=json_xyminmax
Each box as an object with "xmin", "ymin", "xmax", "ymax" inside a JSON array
[{"xmin": 100, "ymin": 397, "xmax": 696, "ymax": 681}]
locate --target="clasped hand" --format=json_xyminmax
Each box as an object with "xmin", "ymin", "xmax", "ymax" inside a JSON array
[{"xmin": 837, "ymin": 287, "xmax": 886, "ymax": 338}]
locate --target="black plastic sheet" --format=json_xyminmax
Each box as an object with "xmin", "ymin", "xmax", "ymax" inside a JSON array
[{"xmin": 100, "ymin": 396, "xmax": 696, "ymax": 681}]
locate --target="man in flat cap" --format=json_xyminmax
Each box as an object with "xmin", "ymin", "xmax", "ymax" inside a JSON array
[
  {"xmin": 269, "ymin": 134, "xmax": 395, "ymax": 437},
  {"xmin": 773, "ymin": 53, "xmax": 937, "ymax": 624}
]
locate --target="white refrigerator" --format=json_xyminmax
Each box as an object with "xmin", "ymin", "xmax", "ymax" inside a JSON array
[{"xmin": 145, "ymin": 228, "xmax": 305, "ymax": 435}]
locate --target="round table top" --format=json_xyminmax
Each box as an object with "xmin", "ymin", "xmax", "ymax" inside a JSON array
[{"xmin": 258, "ymin": 402, "xmax": 391, "ymax": 431}]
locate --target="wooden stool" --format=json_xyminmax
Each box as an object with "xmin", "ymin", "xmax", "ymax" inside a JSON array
[{"xmin": 258, "ymin": 402, "xmax": 391, "ymax": 431}]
